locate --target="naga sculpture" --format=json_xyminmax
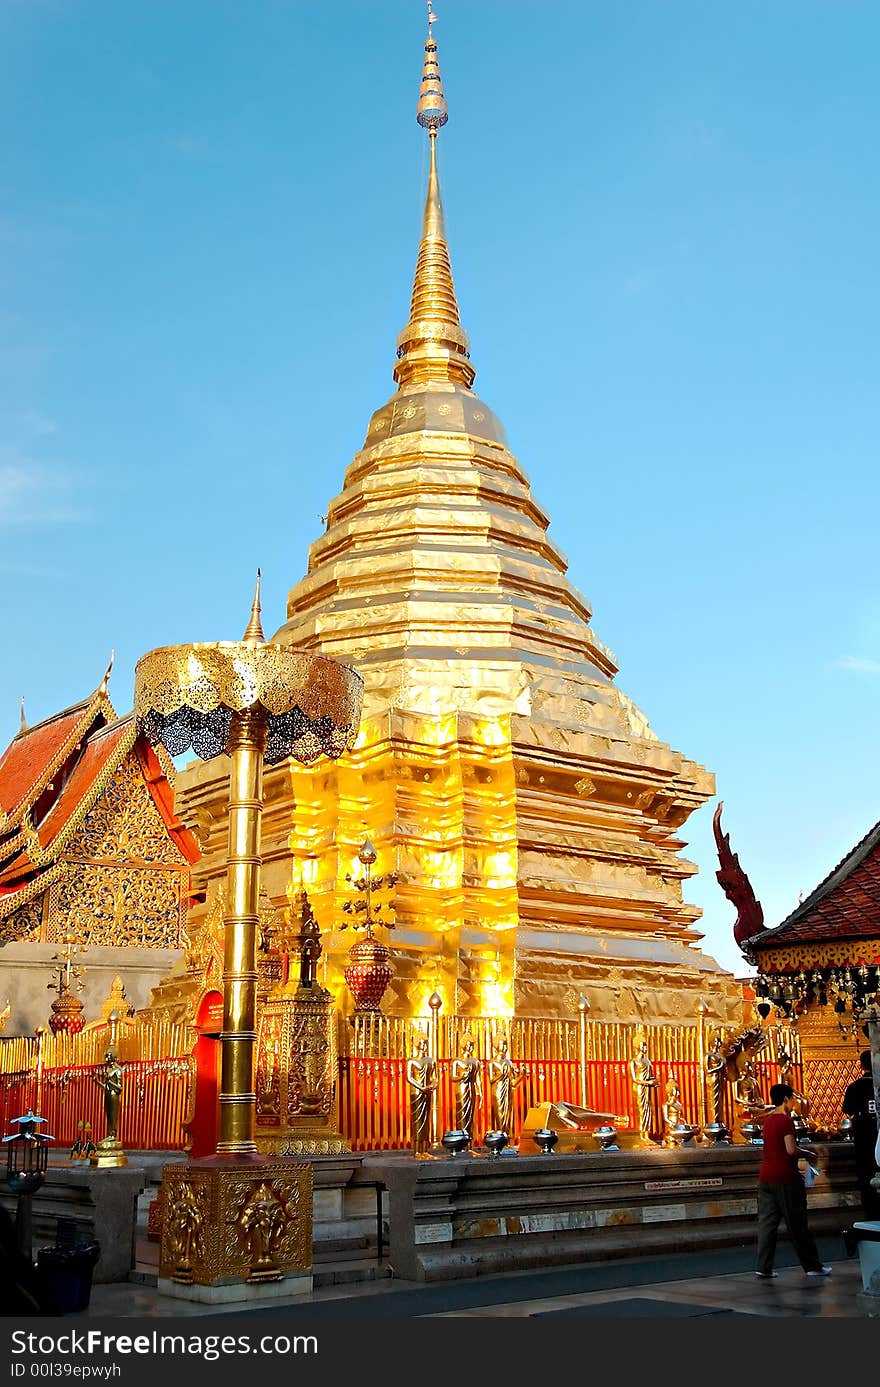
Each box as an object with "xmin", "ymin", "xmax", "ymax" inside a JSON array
[{"xmin": 713, "ymin": 801, "xmax": 766, "ymax": 953}]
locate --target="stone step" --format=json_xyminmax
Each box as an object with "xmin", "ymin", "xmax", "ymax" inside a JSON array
[
  {"xmin": 413, "ymin": 1208, "xmax": 851, "ymax": 1282},
  {"xmin": 129, "ymin": 1257, "xmax": 392, "ymax": 1291},
  {"xmin": 312, "ymin": 1258, "xmax": 393, "ymax": 1288}
]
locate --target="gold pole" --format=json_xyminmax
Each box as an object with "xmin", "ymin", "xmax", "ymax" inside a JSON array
[
  {"xmin": 578, "ymin": 995, "xmax": 590, "ymax": 1107},
  {"xmin": 695, "ymin": 997, "xmax": 708, "ymax": 1128},
  {"xmin": 428, "ymin": 991, "xmax": 442, "ymax": 1143},
  {"xmin": 217, "ymin": 707, "xmax": 268, "ymax": 1155},
  {"xmin": 34, "ymin": 1027, "xmax": 45, "ymax": 1114}
]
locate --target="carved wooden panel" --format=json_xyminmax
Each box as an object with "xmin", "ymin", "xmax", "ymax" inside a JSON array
[{"xmin": 48, "ymin": 861, "xmax": 185, "ymax": 947}]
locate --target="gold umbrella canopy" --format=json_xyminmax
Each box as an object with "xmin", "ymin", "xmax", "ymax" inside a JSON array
[{"xmin": 133, "ymin": 642, "xmax": 363, "ymax": 765}]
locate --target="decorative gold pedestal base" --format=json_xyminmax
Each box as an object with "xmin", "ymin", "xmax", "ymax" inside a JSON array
[
  {"xmin": 89, "ymin": 1139, "xmax": 128, "ymax": 1169},
  {"xmin": 255, "ymin": 1131, "xmax": 351, "ymax": 1157},
  {"xmin": 158, "ymin": 1160, "xmax": 313, "ymax": 1289}
]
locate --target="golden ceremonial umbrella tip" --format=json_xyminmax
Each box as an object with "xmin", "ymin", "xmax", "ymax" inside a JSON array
[
  {"xmin": 428, "ymin": 991, "xmax": 443, "ymax": 1011},
  {"xmin": 242, "ymin": 569, "xmax": 265, "ymax": 644},
  {"xmin": 358, "ymin": 837, "xmax": 378, "ymax": 866}
]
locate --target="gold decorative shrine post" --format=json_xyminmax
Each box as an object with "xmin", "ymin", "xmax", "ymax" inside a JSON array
[
  {"xmin": 254, "ymin": 888, "xmax": 350, "ymax": 1155},
  {"xmin": 134, "ymin": 576, "xmax": 362, "ymax": 1297}
]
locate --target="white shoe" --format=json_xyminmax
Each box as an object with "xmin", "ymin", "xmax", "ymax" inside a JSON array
[
  {"xmin": 754, "ymin": 1271, "xmax": 778, "ymax": 1279},
  {"xmin": 805, "ymin": 1266, "xmax": 832, "ymax": 1277}
]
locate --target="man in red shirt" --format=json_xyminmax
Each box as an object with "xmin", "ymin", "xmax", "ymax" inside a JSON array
[{"xmin": 755, "ymin": 1082, "xmax": 830, "ymax": 1279}]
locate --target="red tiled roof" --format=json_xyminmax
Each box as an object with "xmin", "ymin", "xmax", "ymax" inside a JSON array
[
  {"xmin": 134, "ymin": 739, "xmax": 200, "ymax": 866},
  {"xmin": 0, "ymin": 700, "xmax": 199, "ymax": 913},
  {"xmin": 0, "ymin": 701, "xmax": 94, "ymax": 824},
  {"xmin": 35, "ymin": 719, "xmax": 133, "ymax": 851},
  {"xmin": 752, "ymin": 818, "xmax": 880, "ymax": 951},
  {"xmin": 0, "ymin": 846, "xmax": 36, "ymax": 894}
]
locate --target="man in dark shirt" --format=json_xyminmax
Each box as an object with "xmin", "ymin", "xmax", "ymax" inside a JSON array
[
  {"xmin": 755, "ymin": 1082, "xmax": 830, "ymax": 1279},
  {"xmin": 842, "ymin": 1050, "xmax": 880, "ymax": 1220}
]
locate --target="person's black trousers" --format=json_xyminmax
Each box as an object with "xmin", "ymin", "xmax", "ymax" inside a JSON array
[
  {"xmin": 854, "ymin": 1141, "xmax": 880, "ymax": 1220},
  {"xmin": 756, "ymin": 1180, "xmax": 823, "ymax": 1274}
]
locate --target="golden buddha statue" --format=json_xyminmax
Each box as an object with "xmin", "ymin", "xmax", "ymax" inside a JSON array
[
  {"xmin": 450, "ymin": 1037, "xmax": 482, "ymax": 1143},
  {"xmin": 406, "ymin": 1036, "xmax": 438, "ymax": 1157},
  {"xmin": 487, "ymin": 1038, "xmax": 525, "ymax": 1137},
  {"xmin": 629, "ymin": 1036, "xmax": 659, "ymax": 1144},
  {"xmin": 704, "ymin": 1034, "xmax": 726, "ymax": 1126}
]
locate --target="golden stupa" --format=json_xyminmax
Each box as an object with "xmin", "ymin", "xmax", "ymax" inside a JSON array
[{"xmin": 178, "ymin": 18, "xmax": 740, "ymax": 1026}]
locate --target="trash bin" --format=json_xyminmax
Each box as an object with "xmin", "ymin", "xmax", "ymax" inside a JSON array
[
  {"xmin": 853, "ymin": 1221, "xmax": 880, "ymax": 1297},
  {"xmin": 36, "ymin": 1217, "xmax": 100, "ymax": 1314}
]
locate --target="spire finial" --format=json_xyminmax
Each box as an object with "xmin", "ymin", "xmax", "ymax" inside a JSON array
[
  {"xmin": 99, "ymin": 649, "xmax": 115, "ymax": 696},
  {"xmin": 418, "ymin": 5, "xmax": 446, "ymax": 131},
  {"xmin": 18, "ymin": 697, "xmax": 28, "ymax": 736},
  {"xmin": 395, "ymin": 11, "xmax": 472, "ymax": 390},
  {"xmin": 243, "ymin": 569, "xmax": 265, "ymax": 644}
]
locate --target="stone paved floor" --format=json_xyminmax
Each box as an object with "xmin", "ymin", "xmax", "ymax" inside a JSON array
[{"xmin": 80, "ymin": 1241, "xmax": 878, "ymax": 1319}]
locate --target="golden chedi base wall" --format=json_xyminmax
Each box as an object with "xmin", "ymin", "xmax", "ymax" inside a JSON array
[{"xmin": 178, "ymin": 693, "xmax": 741, "ymax": 1027}]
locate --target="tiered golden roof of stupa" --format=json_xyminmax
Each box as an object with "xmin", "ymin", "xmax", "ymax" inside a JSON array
[{"xmin": 179, "ymin": 17, "xmax": 739, "ymax": 1024}]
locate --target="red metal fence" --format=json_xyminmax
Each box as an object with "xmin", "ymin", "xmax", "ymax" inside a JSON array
[{"xmin": 0, "ymin": 1060, "xmax": 192, "ymax": 1151}]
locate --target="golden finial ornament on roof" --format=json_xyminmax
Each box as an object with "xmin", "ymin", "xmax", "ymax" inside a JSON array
[
  {"xmin": 242, "ymin": 569, "xmax": 265, "ymax": 645},
  {"xmin": 17, "ymin": 698, "xmax": 27, "ymax": 736},
  {"xmin": 99, "ymin": 649, "xmax": 115, "ymax": 696}
]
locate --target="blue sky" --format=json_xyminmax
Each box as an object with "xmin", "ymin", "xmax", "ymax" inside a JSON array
[{"xmin": 2, "ymin": 1, "xmax": 878, "ymax": 978}]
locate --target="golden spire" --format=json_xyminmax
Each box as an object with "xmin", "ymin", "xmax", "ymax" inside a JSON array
[
  {"xmin": 242, "ymin": 569, "xmax": 265, "ymax": 644},
  {"xmin": 18, "ymin": 697, "xmax": 28, "ymax": 736},
  {"xmin": 394, "ymin": 9, "xmax": 474, "ymax": 391}
]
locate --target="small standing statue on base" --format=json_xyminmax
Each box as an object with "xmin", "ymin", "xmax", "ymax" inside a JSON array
[
  {"xmin": 630, "ymin": 1033, "xmax": 659, "ymax": 1145},
  {"xmin": 406, "ymin": 1036, "xmax": 438, "ymax": 1158},
  {"xmin": 487, "ymin": 1037, "xmax": 525, "ymax": 1139},
  {"xmin": 451, "ymin": 1037, "xmax": 482, "ymax": 1145},
  {"xmin": 704, "ymin": 1033, "xmax": 727, "ymax": 1126},
  {"xmin": 662, "ymin": 1073, "xmax": 686, "ymax": 1145},
  {"xmin": 295, "ymin": 888, "xmax": 323, "ymax": 992},
  {"xmin": 90, "ymin": 1011, "xmax": 127, "ymax": 1168}
]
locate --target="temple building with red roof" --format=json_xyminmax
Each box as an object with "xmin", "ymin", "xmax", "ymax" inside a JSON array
[
  {"xmin": 731, "ymin": 816, "xmax": 880, "ymax": 1131},
  {"xmin": 0, "ymin": 667, "xmax": 200, "ymax": 1033}
]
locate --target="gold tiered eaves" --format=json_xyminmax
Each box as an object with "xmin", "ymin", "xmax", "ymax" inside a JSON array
[{"xmin": 179, "ymin": 20, "xmax": 740, "ymax": 1025}]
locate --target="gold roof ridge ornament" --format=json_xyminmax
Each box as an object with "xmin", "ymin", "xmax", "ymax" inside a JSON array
[
  {"xmin": 98, "ymin": 649, "xmax": 115, "ymax": 697},
  {"xmin": 394, "ymin": 6, "xmax": 473, "ymax": 391},
  {"xmin": 135, "ymin": 575, "xmax": 363, "ymax": 1156}
]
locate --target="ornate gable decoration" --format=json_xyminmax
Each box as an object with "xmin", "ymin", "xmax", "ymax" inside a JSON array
[
  {"xmin": 73, "ymin": 757, "xmax": 182, "ymax": 865},
  {"xmin": 0, "ymin": 676, "xmax": 199, "ymax": 947}
]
